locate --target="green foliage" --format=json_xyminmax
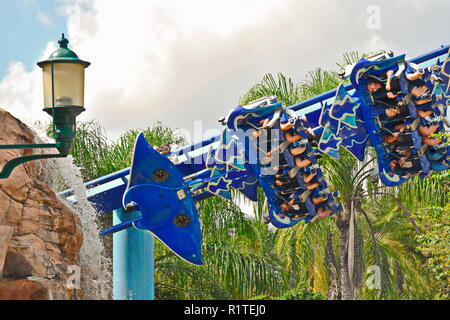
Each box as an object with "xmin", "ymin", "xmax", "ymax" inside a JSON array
[
  {"xmin": 414, "ymin": 198, "xmax": 450, "ymax": 299},
  {"xmin": 69, "ymin": 120, "xmax": 184, "ymax": 182},
  {"xmin": 336, "ymin": 51, "xmax": 364, "ymax": 72},
  {"xmin": 155, "ymin": 195, "xmax": 288, "ymax": 300},
  {"xmin": 252, "ymin": 282, "xmax": 326, "ymax": 300},
  {"xmin": 240, "ymin": 69, "xmax": 343, "ymax": 107},
  {"xmin": 298, "ymin": 68, "xmax": 342, "ymax": 99},
  {"xmin": 240, "ymin": 73, "xmax": 301, "ymax": 106}
]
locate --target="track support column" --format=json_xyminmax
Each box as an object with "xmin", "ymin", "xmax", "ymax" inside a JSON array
[{"xmin": 113, "ymin": 209, "xmax": 155, "ymax": 300}]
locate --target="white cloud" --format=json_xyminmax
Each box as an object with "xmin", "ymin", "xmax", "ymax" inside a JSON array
[
  {"xmin": 19, "ymin": 0, "xmax": 54, "ymax": 26},
  {"xmin": 0, "ymin": 42, "xmax": 57, "ymax": 126},
  {"xmin": 1, "ymin": 0, "xmax": 450, "ymax": 141},
  {"xmin": 36, "ymin": 11, "xmax": 54, "ymax": 26},
  {"xmin": 0, "ymin": 61, "xmax": 41, "ymax": 121}
]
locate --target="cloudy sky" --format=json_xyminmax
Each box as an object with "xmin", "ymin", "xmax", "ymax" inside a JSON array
[{"xmin": 1, "ymin": 0, "xmax": 449, "ymax": 141}]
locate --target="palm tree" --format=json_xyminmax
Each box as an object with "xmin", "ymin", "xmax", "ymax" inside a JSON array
[
  {"xmin": 321, "ymin": 150, "xmax": 447, "ymax": 299},
  {"xmin": 241, "ymin": 73, "xmax": 301, "ymax": 107}
]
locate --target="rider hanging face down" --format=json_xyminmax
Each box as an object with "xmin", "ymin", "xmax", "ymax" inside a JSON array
[
  {"xmin": 273, "ymin": 155, "xmax": 332, "ymax": 208},
  {"xmin": 366, "ymin": 77, "xmax": 403, "ymax": 109},
  {"xmin": 380, "ymin": 116, "xmax": 444, "ymax": 175},
  {"xmin": 293, "ymin": 152, "xmax": 313, "ymax": 170},
  {"xmin": 259, "ymin": 113, "xmax": 317, "ymax": 163},
  {"xmin": 412, "ymin": 119, "xmax": 444, "ymax": 146},
  {"xmin": 275, "ymin": 166, "xmax": 309, "ymax": 189},
  {"xmin": 274, "ymin": 172, "xmax": 299, "ymax": 191},
  {"xmin": 368, "ymin": 63, "xmax": 446, "ymax": 153},
  {"xmin": 274, "ymin": 166, "xmax": 315, "ymax": 193},
  {"xmin": 366, "ymin": 64, "xmax": 431, "ymax": 107},
  {"xmin": 277, "ymin": 194, "xmax": 333, "ymax": 221},
  {"xmin": 253, "ymin": 110, "xmax": 340, "ymax": 221},
  {"xmin": 404, "ymin": 65, "xmax": 434, "ymax": 106},
  {"xmin": 249, "ymin": 118, "xmax": 279, "ymax": 166},
  {"xmin": 384, "ymin": 104, "xmax": 411, "ymax": 120},
  {"xmin": 384, "ymin": 143, "xmax": 413, "ymax": 161},
  {"xmin": 282, "ymin": 125, "xmax": 314, "ymax": 170},
  {"xmin": 366, "ymin": 79, "xmax": 410, "ymax": 121},
  {"xmin": 281, "ymin": 112, "xmax": 333, "ymax": 200},
  {"xmin": 382, "ymin": 132, "xmax": 415, "ymax": 153},
  {"xmin": 418, "ymin": 124, "xmax": 440, "ymax": 138},
  {"xmin": 275, "ymin": 179, "xmax": 328, "ymax": 205},
  {"xmin": 382, "ymin": 130, "xmax": 414, "ymax": 144},
  {"xmin": 284, "ymin": 173, "xmax": 331, "ymax": 207},
  {"xmin": 251, "ymin": 118, "xmax": 276, "ymax": 139},
  {"xmin": 382, "ymin": 132, "xmax": 420, "ymax": 176},
  {"xmin": 258, "ymin": 112, "xmax": 318, "ymax": 167},
  {"xmin": 302, "ymin": 171, "xmax": 321, "ymax": 191},
  {"xmin": 388, "ymin": 154, "xmax": 422, "ymax": 178},
  {"xmin": 280, "ymin": 113, "xmax": 318, "ymax": 144},
  {"xmin": 416, "ymin": 107, "xmax": 443, "ymax": 141},
  {"xmin": 278, "ymin": 199, "xmax": 310, "ymax": 221}
]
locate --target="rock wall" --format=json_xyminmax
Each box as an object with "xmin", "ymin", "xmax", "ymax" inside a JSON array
[{"xmin": 0, "ymin": 109, "xmax": 83, "ymax": 300}]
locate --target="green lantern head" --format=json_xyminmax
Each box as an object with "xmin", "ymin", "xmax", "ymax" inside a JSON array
[{"xmin": 38, "ymin": 33, "xmax": 91, "ymax": 109}]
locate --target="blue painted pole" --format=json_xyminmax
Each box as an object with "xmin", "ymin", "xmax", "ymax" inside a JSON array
[{"xmin": 113, "ymin": 209, "xmax": 155, "ymax": 300}]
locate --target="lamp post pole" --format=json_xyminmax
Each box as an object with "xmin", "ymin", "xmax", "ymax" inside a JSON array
[{"xmin": 113, "ymin": 209, "xmax": 155, "ymax": 300}]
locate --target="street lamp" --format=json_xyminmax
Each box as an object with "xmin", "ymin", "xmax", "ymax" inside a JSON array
[{"xmin": 0, "ymin": 34, "xmax": 90, "ymax": 179}]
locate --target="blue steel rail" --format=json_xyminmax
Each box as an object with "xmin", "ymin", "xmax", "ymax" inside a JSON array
[{"xmin": 58, "ymin": 44, "xmax": 449, "ymax": 213}]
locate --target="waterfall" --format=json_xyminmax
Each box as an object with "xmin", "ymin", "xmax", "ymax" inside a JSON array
[
  {"xmin": 28, "ymin": 121, "xmax": 112, "ymax": 300},
  {"xmin": 54, "ymin": 156, "xmax": 112, "ymax": 300}
]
